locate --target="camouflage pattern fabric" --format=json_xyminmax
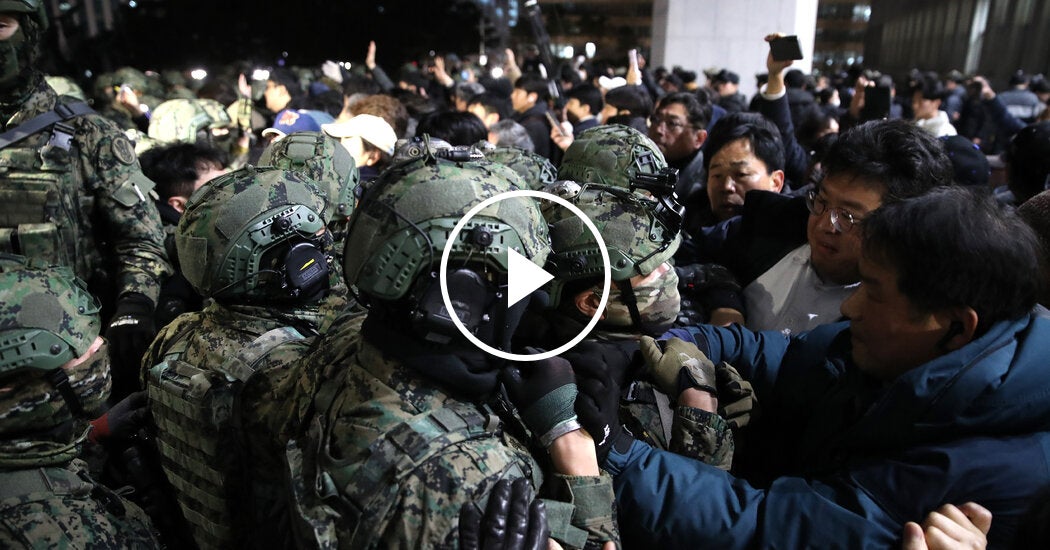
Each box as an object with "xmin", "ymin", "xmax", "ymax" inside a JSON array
[
  {"xmin": 292, "ymin": 338, "xmax": 617, "ymax": 549},
  {"xmin": 557, "ymin": 124, "xmax": 667, "ymax": 191},
  {"xmin": 573, "ymin": 329, "xmax": 734, "ymax": 471},
  {"xmin": 542, "ymin": 181, "xmax": 680, "ymax": 304},
  {"xmin": 591, "ymin": 267, "xmax": 681, "ymax": 331},
  {"xmin": 142, "ymin": 301, "xmax": 321, "ymax": 550},
  {"xmin": 175, "ymin": 166, "xmax": 330, "ymax": 302},
  {"xmin": 0, "ymin": 259, "xmax": 110, "ymax": 468},
  {"xmin": 345, "ymin": 156, "xmax": 550, "ymax": 300},
  {"xmin": 146, "ymin": 98, "xmax": 233, "ymax": 145},
  {"xmin": 43, "ymin": 75, "xmax": 87, "ymax": 102},
  {"xmin": 0, "ymin": 459, "xmax": 159, "ymax": 549},
  {"xmin": 0, "ymin": 76, "xmax": 171, "ymax": 305},
  {"xmin": 484, "ymin": 146, "xmax": 557, "ymax": 191}
]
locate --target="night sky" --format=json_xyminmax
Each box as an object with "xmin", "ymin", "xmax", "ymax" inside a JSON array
[{"xmin": 50, "ymin": 0, "xmax": 502, "ymax": 75}]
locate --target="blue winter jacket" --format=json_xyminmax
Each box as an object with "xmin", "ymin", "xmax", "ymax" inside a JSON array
[{"xmin": 605, "ymin": 314, "xmax": 1050, "ymax": 549}]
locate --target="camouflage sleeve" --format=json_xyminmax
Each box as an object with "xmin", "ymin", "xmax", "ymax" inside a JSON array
[
  {"xmin": 380, "ymin": 442, "xmax": 538, "ymax": 549},
  {"xmin": 669, "ymin": 405, "xmax": 734, "ymax": 470},
  {"xmin": 542, "ymin": 473, "xmax": 620, "ymax": 550},
  {"xmin": 78, "ymin": 114, "xmax": 171, "ymax": 304},
  {"xmin": 241, "ymin": 340, "xmax": 318, "ymax": 450}
]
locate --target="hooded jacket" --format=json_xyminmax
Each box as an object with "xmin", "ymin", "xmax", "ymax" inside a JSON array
[{"xmin": 606, "ymin": 314, "xmax": 1050, "ymax": 549}]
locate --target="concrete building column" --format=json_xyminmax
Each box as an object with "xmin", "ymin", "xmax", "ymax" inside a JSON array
[{"xmin": 651, "ymin": 0, "xmax": 819, "ymax": 98}]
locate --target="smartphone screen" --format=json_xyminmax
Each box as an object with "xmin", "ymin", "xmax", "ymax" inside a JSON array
[
  {"xmin": 545, "ymin": 111, "xmax": 568, "ymax": 137},
  {"xmin": 862, "ymin": 86, "xmax": 892, "ymax": 121},
  {"xmin": 770, "ymin": 36, "xmax": 804, "ymax": 62}
]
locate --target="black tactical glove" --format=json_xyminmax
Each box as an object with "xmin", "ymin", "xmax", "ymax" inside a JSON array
[
  {"xmin": 564, "ymin": 341, "xmax": 638, "ymax": 465},
  {"xmin": 501, "ymin": 351, "xmax": 580, "ymax": 447},
  {"xmin": 459, "ymin": 478, "xmax": 549, "ymax": 550},
  {"xmin": 89, "ymin": 390, "xmax": 149, "ymax": 443},
  {"xmin": 106, "ymin": 293, "xmax": 156, "ymax": 398}
]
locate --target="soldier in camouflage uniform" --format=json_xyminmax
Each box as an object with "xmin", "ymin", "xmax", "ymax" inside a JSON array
[
  {"xmin": 138, "ymin": 98, "xmax": 244, "ymax": 168},
  {"xmin": 259, "ymin": 129, "xmax": 364, "ymax": 333},
  {"xmin": 0, "ymin": 256, "xmax": 158, "ymax": 548},
  {"xmin": 530, "ymin": 179, "xmax": 748, "ymax": 469},
  {"xmin": 0, "ymin": 1, "xmax": 172, "ymax": 401},
  {"xmin": 142, "ymin": 166, "xmax": 336, "ymax": 549},
  {"xmin": 287, "ymin": 151, "xmax": 619, "ymax": 549}
]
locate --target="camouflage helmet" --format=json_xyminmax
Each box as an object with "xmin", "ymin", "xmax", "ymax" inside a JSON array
[
  {"xmin": 0, "ymin": 256, "xmax": 111, "ymax": 462},
  {"xmin": 344, "ymin": 155, "xmax": 550, "ymax": 302},
  {"xmin": 45, "ymin": 75, "xmax": 87, "ymax": 101},
  {"xmin": 176, "ymin": 166, "xmax": 331, "ymax": 301},
  {"xmin": 558, "ymin": 124, "xmax": 667, "ymax": 190},
  {"xmin": 486, "ymin": 146, "xmax": 558, "ymax": 191},
  {"xmin": 542, "ymin": 181, "xmax": 680, "ymax": 305},
  {"xmin": 0, "ymin": 0, "xmax": 48, "ymax": 30},
  {"xmin": 0, "ymin": 256, "xmax": 100, "ymax": 375},
  {"xmin": 148, "ymin": 98, "xmax": 233, "ymax": 144},
  {"xmin": 259, "ymin": 131, "xmax": 360, "ymax": 224},
  {"xmin": 111, "ymin": 66, "xmax": 152, "ymax": 95}
]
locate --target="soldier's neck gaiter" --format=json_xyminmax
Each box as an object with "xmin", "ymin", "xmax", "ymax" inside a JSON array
[
  {"xmin": 0, "ymin": 27, "xmax": 26, "ymax": 91},
  {"xmin": 593, "ymin": 268, "xmax": 681, "ymax": 336}
]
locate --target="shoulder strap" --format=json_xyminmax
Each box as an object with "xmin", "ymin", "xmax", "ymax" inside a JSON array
[
  {"xmin": 0, "ymin": 101, "xmax": 96, "ymax": 151},
  {"xmin": 216, "ymin": 326, "xmax": 305, "ymax": 382}
]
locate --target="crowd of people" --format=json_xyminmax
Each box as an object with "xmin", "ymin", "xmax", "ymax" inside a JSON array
[{"xmin": 3, "ymin": 2, "xmax": 1050, "ymax": 549}]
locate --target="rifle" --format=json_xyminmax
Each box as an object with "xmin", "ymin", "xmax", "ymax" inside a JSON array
[{"xmin": 521, "ymin": 0, "xmax": 565, "ymax": 109}]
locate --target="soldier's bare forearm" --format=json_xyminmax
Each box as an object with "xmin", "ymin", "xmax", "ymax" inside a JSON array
[{"xmin": 548, "ymin": 429, "xmax": 600, "ymax": 476}]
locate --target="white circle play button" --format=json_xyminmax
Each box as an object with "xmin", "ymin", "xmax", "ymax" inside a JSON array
[{"xmin": 440, "ymin": 189, "xmax": 611, "ymax": 362}]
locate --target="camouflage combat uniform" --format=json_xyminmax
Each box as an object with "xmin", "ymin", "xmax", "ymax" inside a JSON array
[
  {"xmin": 293, "ymin": 330, "xmax": 617, "ymax": 550},
  {"xmin": 142, "ymin": 166, "xmax": 339, "ymax": 549},
  {"xmin": 288, "ymin": 154, "xmax": 618, "ymax": 549},
  {"xmin": 0, "ymin": 75, "xmax": 170, "ymax": 306},
  {"xmin": 0, "ymin": 258, "xmax": 159, "ymax": 549},
  {"xmin": 538, "ymin": 178, "xmax": 738, "ymax": 469},
  {"xmin": 143, "ymin": 302, "xmax": 321, "ymax": 549}
]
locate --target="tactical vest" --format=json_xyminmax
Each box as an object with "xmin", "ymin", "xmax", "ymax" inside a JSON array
[
  {"xmin": 147, "ymin": 326, "xmax": 305, "ymax": 550},
  {"xmin": 0, "ymin": 102, "xmax": 95, "ymax": 278},
  {"xmin": 0, "ymin": 459, "xmax": 157, "ymax": 548},
  {"xmin": 286, "ymin": 375, "xmax": 534, "ymax": 550}
]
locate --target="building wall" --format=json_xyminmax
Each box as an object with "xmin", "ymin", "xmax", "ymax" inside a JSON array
[
  {"xmin": 651, "ymin": 0, "xmax": 819, "ymax": 97},
  {"xmin": 866, "ymin": 0, "xmax": 1050, "ymax": 86}
]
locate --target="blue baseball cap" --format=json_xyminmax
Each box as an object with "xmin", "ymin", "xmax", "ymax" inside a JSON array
[{"xmin": 263, "ymin": 109, "xmax": 323, "ymax": 139}]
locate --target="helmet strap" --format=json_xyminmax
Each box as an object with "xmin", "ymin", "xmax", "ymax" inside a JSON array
[
  {"xmin": 614, "ymin": 279, "xmax": 645, "ymax": 331},
  {"xmin": 45, "ymin": 368, "xmax": 85, "ymax": 417}
]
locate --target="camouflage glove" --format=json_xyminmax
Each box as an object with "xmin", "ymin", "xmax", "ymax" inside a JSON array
[
  {"xmin": 89, "ymin": 391, "xmax": 149, "ymax": 443},
  {"xmin": 639, "ymin": 336, "xmax": 718, "ymax": 397},
  {"xmin": 566, "ymin": 341, "xmax": 637, "ymax": 465},
  {"xmin": 502, "ymin": 353, "xmax": 581, "ymax": 447},
  {"xmin": 106, "ymin": 293, "xmax": 157, "ymax": 398},
  {"xmin": 459, "ymin": 478, "xmax": 549, "ymax": 550},
  {"xmin": 715, "ymin": 361, "xmax": 757, "ymax": 430}
]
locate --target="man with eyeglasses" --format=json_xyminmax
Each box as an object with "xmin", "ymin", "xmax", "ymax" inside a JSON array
[
  {"xmin": 648, "ymin": 92, "xmax": 718, "ymax": 238},
  {"xmin": 648, "ymin": 93, "xmax": 713, "ymax": 199},
  {"xmin": 688, "ymin": 119, "xmax": 953, "ymax": 336}
]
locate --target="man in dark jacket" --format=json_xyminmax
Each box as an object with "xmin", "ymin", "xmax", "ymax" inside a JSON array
[
  {"xmin": 684, "ymin": 119, "xmax": 952, "ymax": 336},
  {"xmin": 511, "ymin": 74, "xmax": 556, "ymax": 160},
  {"xmin": 575, "ymin": 186, "xmax": 1050, "ymax": 549}
]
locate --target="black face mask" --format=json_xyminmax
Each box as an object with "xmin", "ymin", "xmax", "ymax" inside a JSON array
[{"xmin": 0, "ymin": 16, "xmax": 41, "ymax": 95}]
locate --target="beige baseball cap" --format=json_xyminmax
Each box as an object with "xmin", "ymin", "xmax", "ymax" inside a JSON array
[{"xmin": 322, "ymin": 114, "xmax": 397, "ymax": 155}]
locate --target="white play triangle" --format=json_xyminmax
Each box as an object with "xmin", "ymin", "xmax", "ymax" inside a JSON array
[{"xmin": 506, "ymin": 247, "xmax": 554, "ymax": 307}]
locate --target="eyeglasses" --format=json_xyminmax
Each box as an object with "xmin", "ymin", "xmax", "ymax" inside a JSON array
[
  {"xmin": 648, "ymin": 115, "xmax": 693, "ymax": 132},
  {"xmin": 805, "ymin": 190, "xmax": 864, "ymax": 233}
]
